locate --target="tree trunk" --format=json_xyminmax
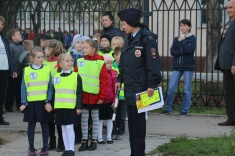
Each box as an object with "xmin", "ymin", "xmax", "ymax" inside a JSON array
[
  {"xmin": 0, "ymin": 1, "xmax": 20, "ymax": 32},
  {"xmin": 30, "ymin": 1, "xmax": 43, "ymax": 45},
  {"xmin": 205, "ymin": 0, "xmax": 221, "ymax": 74}
]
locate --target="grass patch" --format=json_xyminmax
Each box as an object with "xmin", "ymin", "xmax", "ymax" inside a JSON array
[
  {"xmin": 150, "ymin": 132, "xmax": 235, "ymax": 156},
  {"xmin": 154, "ymin": 104, "xmax": 226, "ymax": 116},
  {"xmin": 0, "ymin": 138, "xmax": 3, "ymax": 145}
]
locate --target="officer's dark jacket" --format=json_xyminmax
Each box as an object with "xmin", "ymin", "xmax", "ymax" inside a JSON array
[
  {"xmin": 170, "ymin": 34, "xmax": 196, "ymax": 71},
  {"xmin": 117, "ymin": 27, "xmax": 161, "ymax": 106},
  {"xmin": 0, "ymin": 32, "xmax": 16, "ymax": 73},
  {"xmin": 101, "ymin": 25, "xmax": 124, "ymax": 38}
]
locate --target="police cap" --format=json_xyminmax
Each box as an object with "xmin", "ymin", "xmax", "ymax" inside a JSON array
[{"xmin": 117, "ymin": 8, "xmax": 141, "ymax": 21}]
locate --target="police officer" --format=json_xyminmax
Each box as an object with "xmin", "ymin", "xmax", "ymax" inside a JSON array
[{"xmin": 115, "ymin": 8, "xmax": 161, "ymax": 156}]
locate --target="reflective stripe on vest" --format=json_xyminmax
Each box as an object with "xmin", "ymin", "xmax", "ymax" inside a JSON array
[
  {"xmin": 24, "ymin": 66, "xmax": 50, "ymax": 102},
  {"xmin": 77, "ymin": 58, "xmax": 104, "ymax": 94},
  {"xmin": 27, "ymin": 81, "xmax": 49, "ymax": 87},
  {"xmin": 43, "ymin": 60, "xmax": 57, "ymax": 77},
  {"xmin": 119, "ymin": 84, "xmax": 125, "ymax": 100},
  {"xmin": 54, "ymin": 72, "xmax": 77, "ymax": 109}
]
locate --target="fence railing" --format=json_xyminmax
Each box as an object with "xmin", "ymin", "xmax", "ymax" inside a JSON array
[{"xmin": 0, "ymin": 0, "xmax": 227, "ymax": 107}]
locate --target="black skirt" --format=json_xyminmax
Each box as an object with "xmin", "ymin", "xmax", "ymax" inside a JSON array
[
  {"xmin": 99, "ymin": 102, "xmax": 113, "ymax": 120},
  {"xmin": 82, "ymin": 103, "xmax": 100, "ymax": 109},
  {"xmin": 55, "ymin": 108, "xmax": 78, "ymax": 125},
  {"xmin": 23, "ymin": 101, "xmax": 53, "ymax": 123}
]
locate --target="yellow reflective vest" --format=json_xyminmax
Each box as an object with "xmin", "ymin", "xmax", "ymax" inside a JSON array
[
  {"xmin": 112, "ymin": 61, "xmax": 124, "ymax": 100},
  {"xmin": 53, "ymin": 72, "xmax": 77, "ymax": 109},
  {"xmin": 43, "ymin": 60, "xmax": 58, "ymax": 77},
  {"xmin": 98, "ymin": 50, "xmax": 115, "ymax": 61},
  {"xmin": 24, "ymin": 66, "xmax": 51, "ymax": 102},
  {"xmin": 77, "ymin": 58, "xmax": 104, "ymax": 94},
  {"xmin": 119, "ymin": 84, "xmax": 125, "ymax": 100}
]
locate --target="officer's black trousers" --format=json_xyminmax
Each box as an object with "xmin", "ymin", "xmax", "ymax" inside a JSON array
[{"xmin": 127, "ymin": 105, "xmax": 146, "ymax": 156}]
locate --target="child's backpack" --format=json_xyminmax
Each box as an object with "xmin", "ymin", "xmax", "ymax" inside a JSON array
[{"xmin": 18, "ymin": 51, "xmax": 30, "ymax": 67}]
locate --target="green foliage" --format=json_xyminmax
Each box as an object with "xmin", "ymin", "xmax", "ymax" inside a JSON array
[{"xmin": 151, "ymin": 134, "xmax": 235, "ymax": 156}]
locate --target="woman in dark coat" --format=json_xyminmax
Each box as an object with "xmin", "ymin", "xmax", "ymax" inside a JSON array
[
  {"xmin": 116, "ymin": 8, "xmax": 161, "ymax": 156},
  {"xmin": 100, "ymin": 11, "xmax": 124, "ymax": 38}
]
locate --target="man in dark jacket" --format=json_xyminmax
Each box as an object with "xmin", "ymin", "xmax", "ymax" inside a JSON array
[
  {"xmin": 116, "ymin": 9, "xmax": 161, "ymax": 156},
  {"xmin": 214, "ymin": 0, "xmax": 235, "ymax": 126},
  {"xmin": 0, "ymin": 16, "xmax": 17, "ymax": 125}
]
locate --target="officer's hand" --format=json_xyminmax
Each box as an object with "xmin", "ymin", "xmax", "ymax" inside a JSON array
[
  {"xmin": 76, "ymin": 109, "xmax": 82, "ymax": 115},
  {"xmin": 12, "ymin": 72, "xmax": 17, "ymax": 78},
  {"xmin": 111, "ymin": 103, "xmax": 115, "ymax": 109},
  {"xmin": 45, "ymin": 103, "xmax": 52, "ymax": 112},
  {"xmin": 97, "ymin": 100, "xmax": 103, "ymax": 104},
  {"xmin": 231, "ymin": 66, "xmax": 235, "ymax": 75},
  {"xmin": 20, "ymin": 105, "xmax": 26, "ymax": 112},
  {"xmin": 147, "ymin": 88, "xmax": 154, "ymax": 97},
  {"xmin": 115, "ymin": 83, "xmax": 121, "ymax": 92}
]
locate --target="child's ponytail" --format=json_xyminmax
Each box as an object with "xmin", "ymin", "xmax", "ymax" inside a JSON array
[{"xmin": 45, "ymin": 39, "xmax": 66, "ymax": 60}]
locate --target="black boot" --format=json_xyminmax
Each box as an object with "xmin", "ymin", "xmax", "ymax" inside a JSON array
[
  {"xmin": 78, "ymin": 139, "xmax": 88, "ymax": 151},
  {"xmin": 48, "ymin": 136, "xmax": 56, "ymax": 150},
  {"xmin": 67, "ymin": 150, "xmax": 75, "ymax": 156},
  {"xmin": 56, "ymin": 137, "xmax": 65, "ymax": 152},
  {"xmin": 87, "ymin": 139, "xmax": 97, "ymax": 151}
]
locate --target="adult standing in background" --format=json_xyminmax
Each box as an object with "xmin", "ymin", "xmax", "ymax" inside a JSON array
[
  {"xmin": 101, "ymin": 11, "xmax": 124, "ymax": 38},
  {"xmin": 0, "ymin": 16, "xmax": 17, "ymax": 125},
  {"xmin": 214, "ymin": 0, "xmax": 235, "ymax": 126},
  {"xmin": 160, "ymin": 19, "xmax": 196, "ymax": 116},
  {"xmin": 116, "ymin": 9, "xmax": 161, "ymax": 156}
]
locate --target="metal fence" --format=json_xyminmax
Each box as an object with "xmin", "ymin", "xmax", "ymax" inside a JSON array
[{"xmin": 0, "ymin": 0, "xmax": 228, "ymax": 107}]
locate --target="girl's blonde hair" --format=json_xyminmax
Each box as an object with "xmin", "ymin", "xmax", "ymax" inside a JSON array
[
  {"xmin": 45, "ymin": 39, "xmax": 66, "ymax": 58},
  {"xmin": 29, "ymin": 46, "xmax": 44, "ymax": 64},
  {"xmin": 84, "ymin": 39, "xmax": 98, "ymax": 54},
  {"xmin": 57, "ymin": 53, "xmax": 72, "ymax": 72},
  {"xmin": 111, "ymin": 36, "xmax": 124, "ymax": 49}
]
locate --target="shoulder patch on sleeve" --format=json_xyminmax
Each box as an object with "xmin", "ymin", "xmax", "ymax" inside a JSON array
[{"xmin": 150, "ymin": 48, "xmax": 158, "ymax": 59}]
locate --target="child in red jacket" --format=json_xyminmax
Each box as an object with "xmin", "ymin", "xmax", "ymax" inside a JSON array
[
  {"xmin": 98, "ymin": 54, "xmax": 117, "ymax": 144},
  {"xmin": 78, "ymin": 39, "xmax": 108, "ymax": 151}
]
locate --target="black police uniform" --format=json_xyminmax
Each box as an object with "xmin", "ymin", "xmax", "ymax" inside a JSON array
[{"xmin": 118, "ymin": 27, "xmax": 161, "ymax": 156}]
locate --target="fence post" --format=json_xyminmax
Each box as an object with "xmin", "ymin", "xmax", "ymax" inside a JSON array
[{"xmin": 143, "ymin": 0, "xmax": 151, "ymax": 25}]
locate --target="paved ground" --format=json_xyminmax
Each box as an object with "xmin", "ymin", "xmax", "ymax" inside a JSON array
[{"xmin": 0, "ymin": 111, "xmax": 234, "ymax": 156}]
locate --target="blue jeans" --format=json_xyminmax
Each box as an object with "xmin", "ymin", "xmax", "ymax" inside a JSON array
[{"xmin": 165, "ymin": 70, "xmax": 193, "ymax": 113}]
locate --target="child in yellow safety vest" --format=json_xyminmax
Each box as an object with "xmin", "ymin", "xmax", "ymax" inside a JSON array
[
  {"xmin": 98, "ymin": 34, "xmax": 114, "ymax": 60},
  {"xmin": 53, "ymin": 53, "xmax": 82, "ymax": 156},
  {"xmin": 111, "ymin": 36, "xmax": 124, "ymax": 73},
  {"xmin": 44, "ymin": 39, "xmax": 66, "ymax": 152},
  {"xmin": 20, "ymin": 46, "xmax": 53, "ymax": 156},
  {"xmin": 78, "ymin": 39, "xmax": 108, "ymax": 151},
  {"xmin": 112, "ymin": 46, "xmax": 126, "ymax": 140}
]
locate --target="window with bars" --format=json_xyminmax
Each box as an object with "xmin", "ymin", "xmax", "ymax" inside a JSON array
[{"xmin": 200, "ymin": 0, "xmax": 226, "ymax": 25}]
